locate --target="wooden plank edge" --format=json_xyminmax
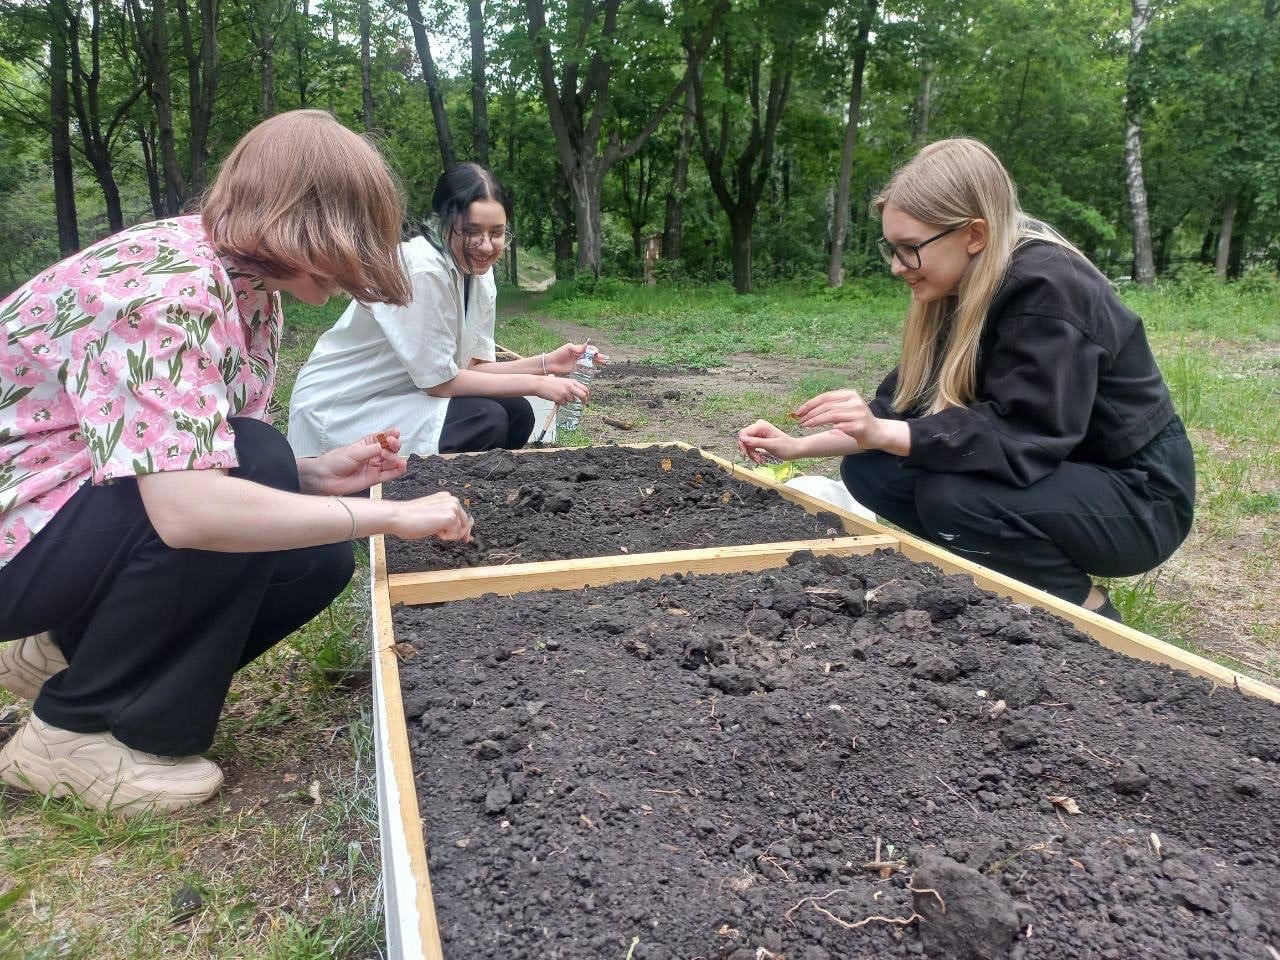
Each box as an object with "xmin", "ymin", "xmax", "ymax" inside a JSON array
[
  {"xmin": 371, "ymin": 490, "xmax": 446, "ymax": 959},
  {"xmin": 691, "ymin": 452, "xmax": 1280, "ymax": 704},
  {"xmin": 387, "ymin": 535, "xmax": 900, "ymax": 606}
]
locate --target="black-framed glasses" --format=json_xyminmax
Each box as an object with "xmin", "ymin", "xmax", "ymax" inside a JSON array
[
  {"xmin": 453, "ymin": 226, "xmax": 514, "ymax": 251},
  {"xmin": 876, "ymin": 221, "xmax": 969, "ymax": 270}
]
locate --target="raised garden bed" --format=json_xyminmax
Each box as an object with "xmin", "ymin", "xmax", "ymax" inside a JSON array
[
  {"xmin": 392, "ymin": 550, "xmax": 1280, "ymax": 960},
  {"xmin": 381, "ymin": 445, "xmax": 847, "ymax": 575}
]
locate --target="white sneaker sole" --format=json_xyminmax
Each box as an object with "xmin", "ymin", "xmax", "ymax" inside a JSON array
[
  {"xmin": 0, "ymin": 633, "xmax": 69, "ymax": 700},
  {"xmin": 0, "ymin": 730, "xmax": 224, "ymax": 816}
]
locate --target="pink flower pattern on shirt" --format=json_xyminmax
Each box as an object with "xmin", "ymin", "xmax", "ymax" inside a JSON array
[{"xmin": 0, "ymin": 215, "xmax": 281, "ymax": 568}]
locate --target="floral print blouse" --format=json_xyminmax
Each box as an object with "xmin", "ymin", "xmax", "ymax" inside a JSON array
[{"xmin": 0, "ymin": 215, "xmax": 281, "ymax": 569}]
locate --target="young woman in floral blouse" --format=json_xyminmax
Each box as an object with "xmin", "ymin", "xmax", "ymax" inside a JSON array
[{"xmin": 0, "ymin": 110, "xmax": 473, "ymax": 815}]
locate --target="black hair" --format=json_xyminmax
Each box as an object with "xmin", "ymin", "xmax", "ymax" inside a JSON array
[
  {"xmin": 431, "ymin": 163, "xmax": 512, "ymax": 230},
  {"xmin": 424, "ymin": 163, "xmax": 512, "ymax": 273}
]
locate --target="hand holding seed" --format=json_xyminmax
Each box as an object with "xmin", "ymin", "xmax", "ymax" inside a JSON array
[{"xmin": 736, "ymin": 420, "xmax": 798, "ymax": 464}]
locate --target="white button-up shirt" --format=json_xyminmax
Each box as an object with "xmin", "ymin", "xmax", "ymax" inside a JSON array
[{"xmin": 287, "ymin": 236, "xmax": 497, "ymax": 456}]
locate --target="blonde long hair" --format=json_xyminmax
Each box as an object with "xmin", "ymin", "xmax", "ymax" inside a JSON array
[
  {"xmin": 202, "ymin": 109, "xmax": 411, "ymax": 306},
  {"xmin": 874, "ymin": 138, "xmax": 1084, "ymax": 414}
]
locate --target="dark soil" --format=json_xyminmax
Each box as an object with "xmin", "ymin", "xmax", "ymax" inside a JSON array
[
  {"xmin": 394, "ymin": 550, "xmax": 1280, "ymax": 960},
  {"xmin": 383, "ymin": 446, "xmax": 845, "ymax": 574}
]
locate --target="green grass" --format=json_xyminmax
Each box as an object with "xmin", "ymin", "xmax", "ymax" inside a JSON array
[{"xmin": 532, "ymin": 277, "xmax": 907, "ymax": 367}]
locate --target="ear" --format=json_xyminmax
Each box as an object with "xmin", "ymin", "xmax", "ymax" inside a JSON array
[{"xmin": 966, "ymin": 219, "xmax": 988, "ymax": 256}]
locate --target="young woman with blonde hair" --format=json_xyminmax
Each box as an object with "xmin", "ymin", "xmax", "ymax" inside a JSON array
[
  {"xmin": 739, "ymin": 138, "xmax": 1194, "ymax": 619},
  {"xmin": 0, "ymin": 110, "xmax": 472, "ymax": 814}
]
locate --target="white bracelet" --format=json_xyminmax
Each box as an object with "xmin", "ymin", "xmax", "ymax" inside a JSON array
[
  {"xmin": 333, "ymin": 497, "xmax": 357, "ymax": 540},
  {"xmin": 540, "ymin": 353, "xmax": 549, "ymax": 375}
]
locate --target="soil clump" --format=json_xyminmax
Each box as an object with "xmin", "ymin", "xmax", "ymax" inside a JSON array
[
  {"xmin": 395, "ymin": 551, "xmax": 1280, "ymax": 959},
  {"xmin": 383, "ymin": 445, "xmax": 844, "ymax": 574}
]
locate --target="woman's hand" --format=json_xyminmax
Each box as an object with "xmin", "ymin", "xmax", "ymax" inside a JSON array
[
  {"xmin": 793, "ymin": 390, "xmax": 887, "ymax": 449},
  {"xmin": 540, "ymin": 342, "xmax": 610, "ymax": 375},
  {"xmin": 535, "ymin": 375, "xmax": 591, "ymax": 405},
  {"xmin": 736, "ymin": 420, "xmax": 801, "ymax": 464},
  {"xmin": 391, "ymin": 491, "xmax": 474, "ymax": 542},
  {"xmin": 302, "ymin": 429, "xmax": 408, "ymax": 495}
]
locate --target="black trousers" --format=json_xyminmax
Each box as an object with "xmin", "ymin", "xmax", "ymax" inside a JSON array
[
  {"xmin": 0, "ymin": 417, "xmax": 354, "ymax": 756},
  {"xmin": 439, "ymin": 396, "xmax": 534, "ymax": 454},
  {"xmin": 840, "ymin": 416, "xmax": 1196, "ymax": 604}
]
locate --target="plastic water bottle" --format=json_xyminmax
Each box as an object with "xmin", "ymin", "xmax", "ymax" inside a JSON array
[{"xmin": 556, "ymin": 346, "xmax": 599, "ymax": 432}]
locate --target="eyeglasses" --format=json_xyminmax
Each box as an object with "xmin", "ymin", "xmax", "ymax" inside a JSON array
[
  {"xmin": 876, "ymin": 221, "xmax": 969, "ymax": 270},
  {"xmin": 453, "ymin": 227, "xmax": 514, "ymax": 251}
]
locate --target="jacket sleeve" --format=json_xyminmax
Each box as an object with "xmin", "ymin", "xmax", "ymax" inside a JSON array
[
  {"xmin": 902, "ymin": 311, "xmax": 1107, "ymax": 487},
  {"xmin": 866, "ymin": 367, "xmax": 907, "ymax": 421}
]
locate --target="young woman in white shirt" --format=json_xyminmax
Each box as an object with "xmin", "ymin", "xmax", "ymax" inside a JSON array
[{"xmin": 289, "ymin": 163, "xmax": 597, "ymax": 456}]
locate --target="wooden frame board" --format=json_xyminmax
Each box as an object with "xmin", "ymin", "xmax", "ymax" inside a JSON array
[{"xmin": 369, "ymin": 441, "xmax": 1280, "ymax": 959}]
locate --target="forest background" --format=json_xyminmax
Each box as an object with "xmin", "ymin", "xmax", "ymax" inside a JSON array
[{"xmin": 0, "ymin": 0, "xmax": 1277, "ymax": 294}]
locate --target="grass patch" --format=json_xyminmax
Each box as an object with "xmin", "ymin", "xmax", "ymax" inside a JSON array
[{"xmin": 530, "ymin": 277, "xmax": 906, "ymax": 367}]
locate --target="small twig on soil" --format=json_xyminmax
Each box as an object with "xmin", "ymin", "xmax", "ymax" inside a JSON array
[
  {"xmin": 934, "ymin": 775, "xmax": 981, "ymax": 818},
  {"xmin": 784, "ymin": 888, "xmax": 846, "ymax": 924},
  {"xmin": 602, "ymin": 416, "xmax": 637, "ymax": 430},
  {"xmin": 811, "ymin": 904, "xmax": 923, "ymax": 930},
  {"xmin": 759, "ymin": 856, "xmax": 794, "ymax": 881},
  {"xmin": 1076, "ymin": 743, "xmax": 1117, "ymax": 767},
  {"xmin": 863, "ymin": 836, "xmax": 908, "ymax": 878},
  {"xmin": 907, "ymin": 881, "xmax": 947, "ymax": 913},
  {"xmin": 623, "ymin": 936, "xmax": 640, "ymax": 960}
]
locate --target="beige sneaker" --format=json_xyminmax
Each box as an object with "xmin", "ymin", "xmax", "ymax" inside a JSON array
[
  {"xmin": 0, "ymin": 714, "xmax": 223, "ymax": 816},
  {"xmin": 0, "ymin": 632, "xmax": 69, "ymax": 699}
]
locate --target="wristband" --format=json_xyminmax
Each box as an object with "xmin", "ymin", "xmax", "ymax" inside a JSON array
[
  {"xmin": 541, "ymin": 353, "xmax": 549, "ymax": 375},
  {"xmin": 334, "ymin": 497, "xmax": 357, "ymax": 540}
]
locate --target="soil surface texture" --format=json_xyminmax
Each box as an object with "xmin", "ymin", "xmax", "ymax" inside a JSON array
[
  {"xmin": 394, "ymin": 551, "xmax": 1280, "ymax": 960},
  {"xmin": 382, "ymin": 445, "xmax": 845, "ymax": 574}
]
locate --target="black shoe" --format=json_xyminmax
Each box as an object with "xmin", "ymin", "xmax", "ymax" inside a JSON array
[{"xmin": 1087, "ymin": 590, "xmax": 1123, "ymax": 624}]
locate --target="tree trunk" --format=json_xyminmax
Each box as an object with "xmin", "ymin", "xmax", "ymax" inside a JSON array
[
  {"xmin": 913, "ymin": 61, "xmax": 934, "ymax": 141},
  {"xmin": 50, "ymin": 0, "xmax": 81, "ymax": 252},
  {"xmin": 730, "ymin": 211, "xmax": 753, "ymax": 294},
  {"xmin": 468, "ymin": 0, "xmax": 489, "ymax": 166},
  {"xmin": 662, "ymin": 84, "xmax": 694, "ymax": 264},
  {"xmin": 176, "ymin": 0, "xmax": 219, "ymax": 199},
  {"xmin": 1227, "ymin": 193, "xmax": 1252, "ymax": 279},
  {"xmin": 139, "ymin": 121, "xmax": 164, "ymax": 217},
  {"xmin": 568, "ymin": 163, "xmax": 604, "ymax": 278},
  {"xmin": 67, "ymin": 0, "xmax": 139, "ymax": 233},
  {"xmin": 359, "ymin": 0, "xmax": 373, "ymax": 131},
  {"xmin": 295, "ymin": 0, "xmax": 310, "ymax": 107},
  {"xmin": 1214, "ymin": 191, "xmax": 1236, "ymax": 279},
  {"xmin": 405, "ymin": 0, "xmax": 456, "ymax": 171},
  {"xmin": 504, "ymin": 122, "xmax": 518, "ymax": 284},
  {"xmin": 552, "ymin": 174, "xmax": 575, "ymax": 282},
  {"xmin": 261, "ymin": 28, "xmax": 276, "ymax": 115},
  {"xmin": 827, "ymin": 0, "xmax": 876, "ymax": 287},
  {"xmin": 1123, "ymin": 0, "xmax": 1156, "ymax": 286},
  {"xmin": 127, "ymin": 0, "xmax": 187, "ymax": 212},
  {"xmin": 327, "ymin": 5, "xmax": 337, "ymax": 114}
]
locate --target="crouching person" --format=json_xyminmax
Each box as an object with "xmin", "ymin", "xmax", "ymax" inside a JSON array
[{"xmin": 0, "ymin": 110, "xmax": 472, "ymax": 815}]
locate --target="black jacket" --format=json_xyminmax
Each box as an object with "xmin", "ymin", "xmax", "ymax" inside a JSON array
[{"xmin": 869, "ymin": 241, "xmax": 1175, "ymax": 488}]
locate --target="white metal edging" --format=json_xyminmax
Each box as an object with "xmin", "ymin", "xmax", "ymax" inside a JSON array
[{"xmin": 371, "ymin": 547, "xmax": 424, "ymax": 960}]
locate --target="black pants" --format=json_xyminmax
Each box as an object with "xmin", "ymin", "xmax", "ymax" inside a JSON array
[
  {"xmin": 840, "ymin": 416, "xmax": 1196, "ymax": 604},
  {"xmin": 0, "ymin": 417, "xmax": 354, "ymax": 756},
  {"xmin": 439, "ymin": 396, "xmax": 534, "ymax": 454}
]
